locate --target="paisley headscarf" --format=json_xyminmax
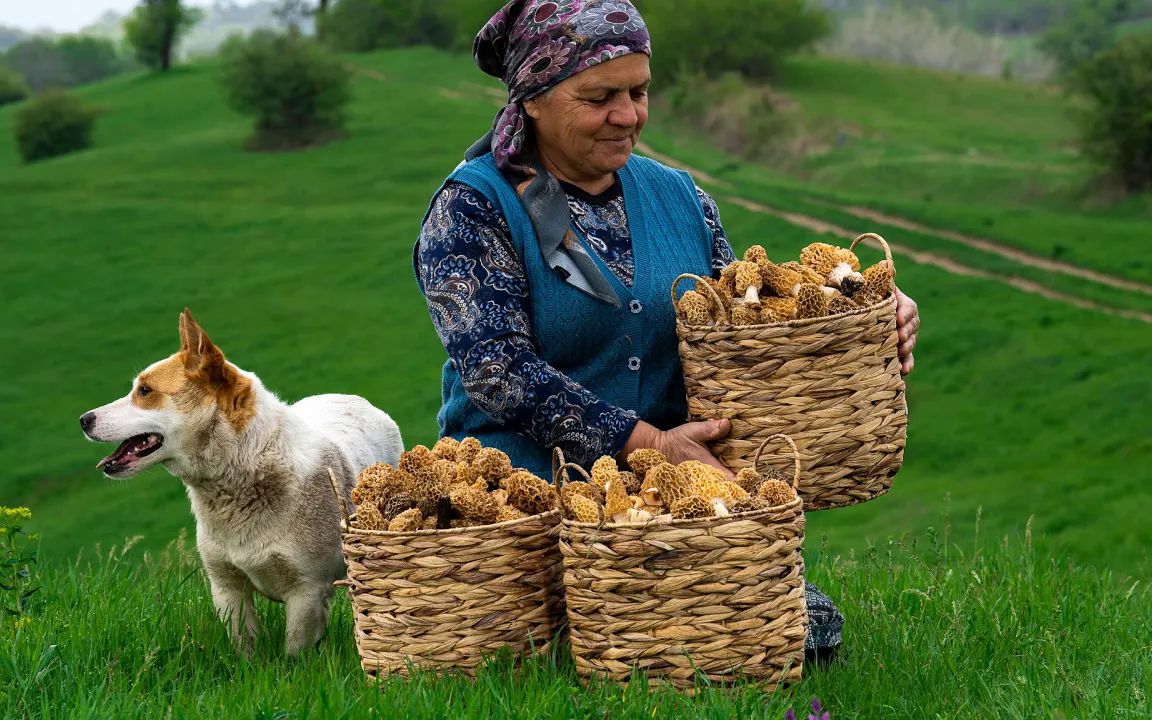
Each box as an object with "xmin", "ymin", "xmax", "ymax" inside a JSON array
[{"xmin": 465, "ymin": 0, "xmax": 651, "ymax": 306}]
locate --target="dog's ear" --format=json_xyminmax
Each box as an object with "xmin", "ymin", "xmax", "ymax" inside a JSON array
[{"xmin": 178, "ymin": 308, "xmax": 227, "ymax": 385}]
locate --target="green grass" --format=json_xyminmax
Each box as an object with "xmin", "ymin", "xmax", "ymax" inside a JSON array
[
  {"xmin": 2, "ymin": 42, "xmax": 1151, "ymax": 720},
  {"xmin": 3, "ymin": 522, "xmax": 1149, "ymax": 719},
  {"xmin": 1, "ymin": 48, "xmax": 1149, "ymax": 573}
]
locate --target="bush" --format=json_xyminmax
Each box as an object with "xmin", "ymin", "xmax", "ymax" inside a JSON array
[
  {"xmin": 320, "ymin": 0, "xmax": 453, "ymax": 53},
  {"xmin": 1069, "ymin": 33, "xmax": 1152, "ymax": 193},
  {"xmin": 659, "ymin": 70, "xmax": 835, "ymax": 167},
  {"xmin": 639, "ymin": 0, "xmax": 831, "ymax": 81},
  {"xmin": 0, "ymin": 64, "xmax": 28, "ymax": 106},
  {"xmin": 13, "ymin": 90, "xmax": 98, "ymax": 163},
  {"xmin": 218, "ymin": 30, "xmax": 351, "ymax": 150}
]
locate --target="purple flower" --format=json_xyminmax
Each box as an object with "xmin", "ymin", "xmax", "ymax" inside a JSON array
[{"xmin": 784, "ymin": 710, "xmax": 797, "ymax": 720}]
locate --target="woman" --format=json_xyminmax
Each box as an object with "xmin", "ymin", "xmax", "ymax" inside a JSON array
[{"xmin": 415, "ymin": 0, "xmax": 920, "ymax": 665}]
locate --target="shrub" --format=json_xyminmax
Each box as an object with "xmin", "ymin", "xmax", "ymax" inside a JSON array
[
  {"xmin": 320, "ymin": 0, "xmax": 453, "ymax": 53},
  {"xmin": 658, "ymin": 70, "xmax": 836, "ymax": 167},
  {"xmin": 1069, "ymin": 33, "xmax": 1152, "ymax": 193},
  {"xmin": 0, "ymin": 64, "xmax": 28, "ymax": 106},
  {"xmin": 639, "ymin": 0, "xmax": 831, "ymax": 82},
  {"xmin": 13, "ymin": 90, "xmax": 98, "ymax": 163},
  {"xmin": 218, "ymin": 30, "xmax": 351, "ymax": 150}
]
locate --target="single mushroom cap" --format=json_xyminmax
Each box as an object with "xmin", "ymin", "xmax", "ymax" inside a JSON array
[
  {"xmin": 387, "ymin": 507, "xmax": 423, "ymax": 532},
  {"xmin": 565, "ymin": 492, "xmax": 602, "ymax": 524},
  {"xmin": 505, "ymin": 470, "xmax": 557, "ymax": 516},
  {"xmin": 670, "ymin": 495, "xmax": 714, "ymax": 519},
  {"xmin": 431, "ymin": 436, "xmax": 460, "ymax": 461},
  {"xmin": 626, "ymin": 448, "xmax": 668, "ymax": 482},
  {"xmin": 678, "ymin": 290, "xmax": 713, "ymax": 326},
  {"xmin": 794, "ymin": 283, "xmax": 830, "ymax": 320}
]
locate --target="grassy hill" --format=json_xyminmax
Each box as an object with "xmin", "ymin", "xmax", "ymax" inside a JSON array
[
  {"xmin": 1, "ymin": 49, "xmax": 1150, "ymax": 576},
  {"xmin": 2, "ymin": 46, "xmax": 1151, "ymax": 720}
]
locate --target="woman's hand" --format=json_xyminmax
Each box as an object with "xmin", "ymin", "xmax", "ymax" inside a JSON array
[
  {"xmin": 895, "ymin": 287, "xmax": 919, "ymax": 376},
  {"xmin": 619, "ymin": 419, "xmax": 734, "ymax": 478}
]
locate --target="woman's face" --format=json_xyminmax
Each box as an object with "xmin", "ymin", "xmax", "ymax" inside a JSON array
[{"xmin": 523, "ymin": 54, "xmax": 650, "ymax": 187}]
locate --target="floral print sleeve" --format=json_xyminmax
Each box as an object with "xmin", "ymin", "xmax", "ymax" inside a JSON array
[
  {"xmin": 416, "ymin": 181, "xmax": 639, "ymax": 466},
  {"xmin": 697, "ymin": 186, "xmax": 736, "ymax": 276}
]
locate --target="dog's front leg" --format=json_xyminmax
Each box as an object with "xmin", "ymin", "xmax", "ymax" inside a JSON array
[
  {"xmin": 205, "ymin": 560, "xmax": 259, "ymax": 655},
  {"xmin": 284, "ymin": 585, "xmax": 331, "ymax": 656}
]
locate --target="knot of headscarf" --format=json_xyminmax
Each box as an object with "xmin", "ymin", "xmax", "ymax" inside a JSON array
[{"xmin": 465, "ymin": 0, "xmax": 651, "ymax": 306}]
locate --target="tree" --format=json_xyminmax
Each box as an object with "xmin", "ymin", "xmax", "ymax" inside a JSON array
[
  {"xmin": 1038, "ymin": 0, "xmax": 1131, "ymax": 79},
  {"xmin": 3, "ymin": 38, "xmax": 67, "ymax": 92},
  {"xmin": 320, "ymin": 0, "xmax": 453, "ymax": 53},
  {"xmin": 641, "ymin": 0, "xmax": 831, "ymax": 82},
  {"xmin": 1069, "ymin": 33, "xmax": 1152, "ymax": 192},
  {"xmin": 56, "ymin": 36, "xmax": 128, "ymax": 87},
  {"xmin": 123, "ymin": 0, "xmax": 202, "ymax": 72}
]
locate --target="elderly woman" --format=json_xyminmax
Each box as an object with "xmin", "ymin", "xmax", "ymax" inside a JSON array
[{"xmin": 415, "ymin": 0, "xmax": 919, "ymax": 665}]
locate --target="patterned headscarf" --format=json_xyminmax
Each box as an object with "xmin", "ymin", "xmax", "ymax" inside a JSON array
[{"xmin": 465, "ymin": 0, "xmax": 651, "ymax": 306}]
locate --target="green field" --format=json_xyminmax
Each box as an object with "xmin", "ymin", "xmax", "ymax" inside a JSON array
[{"xmin": 2, "ymin": 47, "xmax": 1151, "ymax": 718}]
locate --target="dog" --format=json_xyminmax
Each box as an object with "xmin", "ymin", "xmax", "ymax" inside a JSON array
[{"xmin": 80, "ymin": 309, "xmax": 402, "ymax": 655}]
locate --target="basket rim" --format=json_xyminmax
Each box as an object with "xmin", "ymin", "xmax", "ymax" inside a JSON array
[
  {"xmin": 341, "ymin": 508, "xmax": 560, "ymax": 538},
  {"xmin": 676, "ymin": 290, "xmax": 895, "ymax": 332},
  {"xmin": 559, "ymin": 495, "xmax": 802, "ymax": 531}
]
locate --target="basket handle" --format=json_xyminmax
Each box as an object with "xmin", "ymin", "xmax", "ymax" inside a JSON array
[
  {"xmin": 551, "ymin": 447, "xmax": 595, "ymax": 517},
  {"xmin": 670, "ymin": 273, "xmax": 724, "ymax": 328},
  {"xmin": 327, "ymin": 467, "xmax": 351, "ymax": 526},
  {"xmin": 751, "ymin": 434, "xmax": 802, "ymax": 491},
  {"xmin": 849, "ymin": 232, "xmax": 896, "ymax": 280}
]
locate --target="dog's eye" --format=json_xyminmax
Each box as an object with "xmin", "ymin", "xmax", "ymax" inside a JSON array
[{"xmin": 138, "ymin": 385, "xmax": 153, "ymax": 397}]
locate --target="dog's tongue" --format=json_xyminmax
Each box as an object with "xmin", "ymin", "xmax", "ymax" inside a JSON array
[{"xmin": 97, "ymin": 434, "xmax": 161, "ymax": 470}]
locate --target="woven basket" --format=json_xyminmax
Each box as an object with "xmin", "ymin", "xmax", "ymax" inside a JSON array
[
  {"xmin": 671, "ymin": 232, "xmax": 907, "ymax": 511},
  {"xmin": 333, "ymin": 475, "xmax": 566, "ymax": 681},
  {"xmin": 556, "ymin": 436, "xmax": 808, "ymax": 691}
]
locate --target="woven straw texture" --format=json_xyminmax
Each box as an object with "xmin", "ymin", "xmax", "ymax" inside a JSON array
[
  {"xmin": 672, "ymin": 233, "xmax": 907, "ymax": 510},
  {"xmin": 340, "ymin": 511, "xmax": 566, "ymax": 680},
  {"xmin": 556, "ymin": 438, "xmax": 808, "ymax": 691}
]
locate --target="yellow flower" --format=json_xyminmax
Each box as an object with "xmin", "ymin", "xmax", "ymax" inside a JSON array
[
  {"xmin": 12, "ymin": 616, "xmax": 31, "ymax": 630},
  {"xmin": 0, "ymin": 507, "xmax": 32, "ymax": 522}
]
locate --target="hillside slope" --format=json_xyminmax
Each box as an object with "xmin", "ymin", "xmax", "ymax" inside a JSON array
[{"xmin": 0, "ymin": 49, "xmax": 1148, "ymax": 574}]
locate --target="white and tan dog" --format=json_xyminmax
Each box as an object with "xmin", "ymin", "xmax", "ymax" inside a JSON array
[{"xmin": 80, "ymin": 309, "xmax": 402, "ymax": 655}]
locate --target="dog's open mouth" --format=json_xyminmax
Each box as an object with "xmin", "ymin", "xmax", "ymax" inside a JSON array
[{"xmin": 97, "ymin": 433, "xmax": 164, "ymax": 475}]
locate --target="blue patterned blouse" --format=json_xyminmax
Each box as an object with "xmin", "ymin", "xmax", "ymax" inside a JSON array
[{"xmin": 416, "ymin": 177, "xmax": 736, "ymax": 466}]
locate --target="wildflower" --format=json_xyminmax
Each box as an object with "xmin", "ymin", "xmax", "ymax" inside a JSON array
[
  {"xmin": 0, "ymin": 506, "xmax": 32, "ymax": 522},
  {"xmin": 12, "ymin": 616, "xmax": 31, "ymax": 630},
  {"xmin": 809, "ymin": 697, "xmax": 831, "ymax": 720}
]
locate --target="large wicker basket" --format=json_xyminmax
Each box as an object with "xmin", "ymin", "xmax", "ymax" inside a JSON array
[
  {"xmin": 672, "ymin": 232, "xmax": 907, "ymax": 511},
  {"xmin": 334, "ymin": 478, "xmax": 566, "ymax": 681},
  {"xmin": 556, "ymin": 436, "xmax": 808, "ymax": 691}
]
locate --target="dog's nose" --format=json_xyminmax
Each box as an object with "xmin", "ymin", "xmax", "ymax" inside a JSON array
[{"xmin": 80, "ymin": 412, "xmax": 96, "ymax": 433}]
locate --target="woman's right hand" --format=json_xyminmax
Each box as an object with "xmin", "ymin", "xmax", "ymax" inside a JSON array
[{"xmin": 619, "ymin": 419, "xmax": 734, "ymax": 478}]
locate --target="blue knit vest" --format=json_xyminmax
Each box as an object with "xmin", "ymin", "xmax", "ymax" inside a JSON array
[{"xmin": 421, "ymin": 153, "xmax": 713, "ymax": 480}]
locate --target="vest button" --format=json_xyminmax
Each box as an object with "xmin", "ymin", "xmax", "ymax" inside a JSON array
[
  {"xmin": 628, "ymin": 357, "xmax": 641, "ymax": 371},
  {"xmin": 629, "ymin": 300, "xmax": 643, "ymax": 314}
]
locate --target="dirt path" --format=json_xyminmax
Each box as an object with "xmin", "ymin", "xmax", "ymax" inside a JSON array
[
  {"xmin": 634, "ymin": 142, "xmax": 1152, "ymax": 325},
  {"xmin": 725, "ymin": 197, "xmax": 1152, "ymax": 325},
  {"xmin": 830, "ymin": 203, "xmax": 1152, "ymax": 297}
]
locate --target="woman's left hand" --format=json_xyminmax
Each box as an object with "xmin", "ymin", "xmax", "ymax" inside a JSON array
[{"xmin": 895, "ymin": 287, "xmax": 919, "ymax": 375}]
